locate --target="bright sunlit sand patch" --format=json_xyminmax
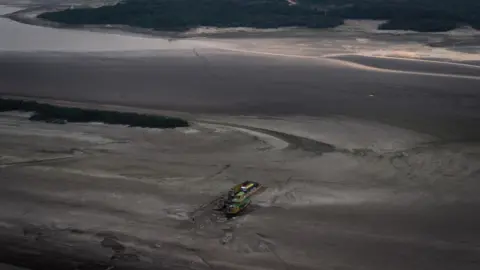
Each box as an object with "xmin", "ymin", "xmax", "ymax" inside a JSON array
[{"xmin": 361, "ymin": 47, "xmax": 480, "ymax": 62}]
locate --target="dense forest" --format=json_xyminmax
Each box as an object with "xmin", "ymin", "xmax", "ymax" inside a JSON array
[
  {"xmin": 39, "ymin": 0, "xmax": 343, "ymax": 31},
  {"xmin": 316, "ymin": 0, "xmax": 480, "ymax": 32},
  {"xmin": 39, "ymin": 0, "xmax": 480, "ymax": 32}
]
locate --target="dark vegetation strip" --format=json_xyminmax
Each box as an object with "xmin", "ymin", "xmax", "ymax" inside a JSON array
[
  {"xmin": 303, "ymin": 0, "xmax": 480, "ymax": 32},
  {"xmin": 37, "ymin": 0, "xmax": 480, "ymax": 33},
  {"xmin": 37, "ymin": 0, "xmax": 343, "ymax": 31},
  {"xmin": 0, "ymin": 98, "xmax": 189, "ymax": 128}
]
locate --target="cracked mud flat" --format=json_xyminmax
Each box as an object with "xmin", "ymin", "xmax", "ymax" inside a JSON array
[{"xmin": 1, "ymin": 111, "xmax": 479, "ymax": 270}]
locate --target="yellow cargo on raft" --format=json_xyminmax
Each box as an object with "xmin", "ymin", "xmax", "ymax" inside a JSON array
[{"xmin": 223, "ymin": 181, "xmax": 262, "ymax": 216}]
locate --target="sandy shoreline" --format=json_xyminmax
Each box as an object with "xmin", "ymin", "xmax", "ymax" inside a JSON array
[{"xmin": 329, "ymin": 55, "xmax": 480, "ymax": 77}]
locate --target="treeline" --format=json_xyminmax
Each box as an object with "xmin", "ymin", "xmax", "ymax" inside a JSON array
[
  {"xmin": 379, "ymin": 19, "xmax": 459, "ymax": 33},
  {"xmin": 38, "ymin": 0, "xmax": 480, "ymax": 32},
  {"xmin": 39, "ymin": 0, "xmax": 343, "ymax": 31},
  {"xmin": 0, "ymin": 98, "xmax": 189, "ymax": 128},
  {"xmin": 301, "ymin": 0, "xmax": 480, "ymax": 31}
]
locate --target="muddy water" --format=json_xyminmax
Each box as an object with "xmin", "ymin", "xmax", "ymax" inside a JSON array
[{"xmin": 0, "ymin": 5, "xmax": 209, "ymax": 51}]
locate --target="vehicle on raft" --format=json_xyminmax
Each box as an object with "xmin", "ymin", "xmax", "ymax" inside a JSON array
[{"xmin": 219, "ymin": 181, "xmax": 262, "ymax": 216}]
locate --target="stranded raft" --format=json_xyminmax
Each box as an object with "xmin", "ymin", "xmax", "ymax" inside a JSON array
[{"xmin": 217, "ymin": 181, "xmax": 263, "ymax": 216}]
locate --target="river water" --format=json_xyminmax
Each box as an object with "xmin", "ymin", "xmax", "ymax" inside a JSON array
[
  {"xmin": 0, "ymin": 4, "xmax": 479, "ymax": 141},
  {"xmin": 0, "ymin": 5, "xmax": 208, "ymax": 51}
]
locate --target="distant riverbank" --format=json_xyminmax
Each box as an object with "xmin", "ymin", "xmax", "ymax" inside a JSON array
[{"xmin": 37, "ymin": 0, "xmax": 480, "ymax": 33}]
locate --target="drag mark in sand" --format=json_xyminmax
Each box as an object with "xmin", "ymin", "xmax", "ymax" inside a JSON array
[
  {"xmin": 0, "ymin": 154, "xmax": 81, "ymax": 169},
  {"xmin": 189, "ymin": 164, "xmax": 232, "ymax": 223}
]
